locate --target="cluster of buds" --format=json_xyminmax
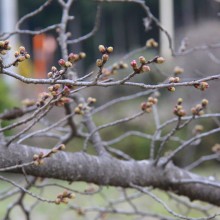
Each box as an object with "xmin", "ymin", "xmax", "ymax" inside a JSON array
[
  {"xmin": 74, "ymin": 103, "xmax": 87, "ymax": 115},
  {"xmin": 36, "ymin": 92, "xmax": 50, "ymax": 107},
  {"xmin": 47, "ymin": 66, "xmax": 65, "ymax": 79},
  {"xmin": 167, "ymin": 76, "xmax": 180, "ymax": 92},
  {"xmin": 33, "ymin": 144, "xmax": 65, "ymax": 166},
  {"xmin": 74, "ymin": 97, "xmax": 96, "ymax": 114},
  {"xmin": 193, "ymin": 124, "xmax": 204, "ymax": 135},
  {"xmin": 130, "ymin": 56, "xmax": 151, "ymax": 73},
  {"xmin": 55, "ymin": 96, "xmax": 72, "ymax": 107},
  {"xmin": 58, "ymin": 52, "xmax": 86, "ymax": 68},
  {"xmin": 48, "ymin": 84, "xmax": 72, "ymax": 106},
  {"xmin": 0, "ymin": 40, "xmax": 11, "ymax": 55},
  {"xmin": 173, "ymin": 98, "xmax": 186, "ymax": 117},
  {"xmin": 96, "ymin": 45, "xmax": 113, "ymax": 68},
  {"xmin": 168, "ymin": 76, "xmax": 180, "ymax": 83},
  {"xmin": 55, "ymin": 190, "xmax": 75, "ymax": 205},
  {"xmin": 141, "ymin": 96, "xmax": 158, "ymax": 113},
  {"xmin": 130, "ymin": 55, "xmax": 165, "ymax": 73},
  {"xmin": 48, "ymin": 84, "xmax": 61, "ymax": 97},
  {"xmin": 102, "ymin": 62, "xmax": 128, "ymax": 78},
  {"xmin": 146, "ymin": 38, "xmax": 158, "ymax": 48},
  {"xmin": 13, "ymin": 46, "xmax": 30, "ymax": 66},
  {"xmin": 191, "ymin": 99, "xmax": 208, "ymax": 116},
  {"xmin": 212, "ymin": 143, "xmax": 220, "ymax": 153},
  {"xmin": 194, "ymin": 81, "xmax": 209, "ymax": 91},
  {"xmin": 173, "ymin": 66, "xmax": 184, "ymax": 76},
  {"xmin": 87, "ymin": 97, "xmax": 96, "ymax": 105}
]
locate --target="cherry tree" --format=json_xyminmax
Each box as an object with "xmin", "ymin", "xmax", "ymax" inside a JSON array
[{"xmin": 0, "ymin": 0, "xmax": 220, "ymax": 219}]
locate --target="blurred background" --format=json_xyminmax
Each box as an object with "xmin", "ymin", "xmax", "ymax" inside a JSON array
[{"xmin": 1, "ymin": 1, "xmax": 220, "ymax": 219}]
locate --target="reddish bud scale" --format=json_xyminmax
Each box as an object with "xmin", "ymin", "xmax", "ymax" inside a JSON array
[
  {"xmin": 141, "ymin": 102, "xmax": 147, "ymax": 111},
  {"xmin": 58, "ymin": 59, "xmax": 66, "ymax": 66},
  {"xmin": 62, "ymin": 86, "xmax": 71, "ymax": 96},
  {"xmin": 130, "ymin": 60, "xmax": 137, "ymax": 68},
  {"xmin": 68, "ymin": 53, "xmax": 79, "ymax": 62}
]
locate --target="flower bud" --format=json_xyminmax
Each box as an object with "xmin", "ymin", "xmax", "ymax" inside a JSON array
[
  {"xmin": 55, "ymin": 198, "xmax": 61, "ymax": 205},
  {"xmin": 130, "ymin": 60, "xmax": 137, "ymax": 68},
  {"xmin": 25, "ymin": 53, "xmax": 30, "ymax": 59},
  {"xmin": 96, "ymin": 59, "xmax": 103, "ymax": 67},
  {"xmin": 51, "ymin": 66, "xmax": 57, "ymax": 72},
  {"xmin": 200, "ymin": 82, "xmax": 209, "ymax": 91},
  {"xmin": 48, "ymin": 72, "xmax": 53, "ymax": 78},
  {"xmin": 102, "ymin": 54, "xmax": 109, "ymax": 62},
  {"xmin": 17, "ymin": 56, "xmax": 25, "ymax": 62},
  {"xmin": 54, "ymin": 84, "xmax": 61, "ymax": 90},
  {"xmin": 68, "ymin": 53, "xmax": 79, "ymax": 62},
  {"xmin": 79, "ymin": 52, "xmax": 86, "ymax": 59},
  {"xmin": 58, "ymin": 59, "xmax": 65, "ymax": 66},
  {"xmin": 69, "ymin": 193, "xmax": 76, "ymax": 199},
  {"xmin": 98, "ymin": 45, "xmax": 106, "ymax": 53},
  {"xmin": 19, "ymin": 46, "xmax": 26, "ymax": 54},
  {"xmin": 174, "ymin": 77, "xmax": 180, "ymax": 83},
  {"xmin": 194, "ymin": 125, "xmax": 204, "ymax": 133},
  {"xmin": 14, "ymin": 51, "xmax": 19, "ymax": 57},
  {"xmin": 146, "ymin": 38, "xmax": 158, "ymax": 48},
  {"xmin": 60, "ymin": 144, "xmax": 65, "ymax": 150},
  {"xmin": 168, "ymin": 87, "xmax": 175, "ymax": 92},
  {"xmin": 174, "ymin": 66, "xmax": 184, "ymax": 75},
  {"xmin": 177, "ymin": 98, "xmax": 183, "ymax": 105},
  {"xmin": 141, "ymin": 102, "xmax": 147, "ymax": 111},
  {"xmin": 201, "ymin": 99, "xmax": 208, "ymax": 107},
  {"xmin": 155, "ymin": 56, "xmax": 165, "ymax": 64},
  {"xmin": 141, "ymin": 65, "xmax": 150, "ymax": 72},
  {"xmin": 168, "ymin": 77, "xmax": 175, "ymax": 83},
  {"xmin": 65, "ymin": 61, "xmax": 73, "ymax": 68},
  {"xmin": 107, "ymin": 46, "xmax": 113, "ymax": 53},
  {"xmin": 88, "ymin": 97, "xmax": 96, "ymax": 104},
  {"xmin": 139, "ymin": 56, "xmax": 146, "ymax": 64},
  {"xmin": 0, "ymin": 41, "xmax": 4, "ymax": 47}
]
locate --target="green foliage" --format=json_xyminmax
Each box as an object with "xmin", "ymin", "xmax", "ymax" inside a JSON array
[{"xmin": 0, "ymin": 79, "xmax": 15, "ymax": 135}]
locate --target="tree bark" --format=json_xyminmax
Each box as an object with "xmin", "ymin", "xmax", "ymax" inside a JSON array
[{"xmin": 0, "ymin": 143, "xmax": 220, "ymax": 207}]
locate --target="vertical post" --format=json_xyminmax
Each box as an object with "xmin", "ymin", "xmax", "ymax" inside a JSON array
[
  {"xmin": 1, "ymin": 0, "xmax": 18, "ymax": 47},
  {"xmin": 1, "ymin": 0, "xmax": 19, "ymax": 85},
  {"xmin": 159, "ymin": 0, "xmax": 174, "ymax": 57}
]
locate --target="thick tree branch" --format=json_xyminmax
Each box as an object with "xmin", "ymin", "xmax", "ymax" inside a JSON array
[{"xmin": 1, "ymin": 144, "xmax": 220, "ymax": 207}]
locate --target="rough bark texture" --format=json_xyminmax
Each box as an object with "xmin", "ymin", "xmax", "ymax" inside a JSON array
[{"xmin": 1, "ymin": 144, "xmax": 220, "ymax": 207}]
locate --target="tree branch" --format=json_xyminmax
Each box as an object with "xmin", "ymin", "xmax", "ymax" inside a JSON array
[{"xmin": 1, "ymin": 143, "xmax": 220, "ymax": 207}]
